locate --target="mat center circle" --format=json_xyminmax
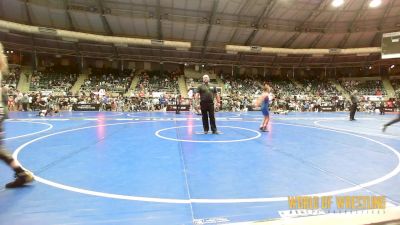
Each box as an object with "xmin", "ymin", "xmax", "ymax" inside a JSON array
[{"xmin": 155, "ymin": 125, "xmax": 261, "ymax": 143}]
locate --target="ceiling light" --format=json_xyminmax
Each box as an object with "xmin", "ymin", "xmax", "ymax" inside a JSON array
[
  {"xmin": 332, "ymin": 0, "xmax": 344, "ymax": 7},
  {"xmin": 369, "ymin": 0, "xmax": 381, "ymax": 8}
]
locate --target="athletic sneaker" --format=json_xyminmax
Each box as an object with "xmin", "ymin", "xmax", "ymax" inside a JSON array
[{"xmin": 5, "ymin": 171, "xmax": 34, "ymax": 188}]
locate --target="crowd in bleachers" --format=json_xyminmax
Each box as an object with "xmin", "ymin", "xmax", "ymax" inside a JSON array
[
  {"xmin": 298, "ymin": 79, "xmax": 338, "ymax": 96},
  {"xmin": 30, "ymin": 70, "xmax": 78, "ymax": 94},
  {"xmin": 216, "ymin": 73, "xmax": 345, "ymax": 112},
  {"xmin": 340, "ymin": 80, "xmax": 386, "ymax": 96},
  {"xmin": 80, "ymin": 68, "xmax": 133, "ymax": 94},
  {"xmin": 5, "ymin": 89, "xmax": 185, "ymax": 113},
  {"xmin": 5, "ymin": 64, "xmax": 400, "ymax": 113},
  {"xmin": 4, "ymin": 66, "xmax": 182, "ymax": 113},
  {"xmin": 5, "ymin": 87, "xmax": 49, "ymax": 112},
  {"xmin": 135, "ymin": 70, "xmax": 180, "ymax": 97},
  {"xmin": 186, "ymin": 77, "xmax": 218, "ymax": 90},
  {"xmin": 3, "ymin": 66, "xmax": 21, "ymax": 88},
  {"xmin": 218, "ymin": 73, "xmax": 263, "ymax": 111},
  {"xmin": 391, "ymin": 79, "xmax": 400, "ymax": 98}
]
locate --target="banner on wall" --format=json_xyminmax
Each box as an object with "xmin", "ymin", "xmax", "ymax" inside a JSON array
[
  {"xmin": 384, "ymin": 107, "xmax": 395, "ymax": 112},
  {"xmin": 166, "ymin": 105, "xmax": 190, "ymax": 111},
  {"xmin": 321, "ymin": 106, "xmax": 336, "ymax": 112},
  {"xmin": 363, "ymin": 95, "xmax": 384, "ymax": 101},
  {"xmin": 73, "ymin": 104, "xmax": 100, "ymax": 111},
  {"xmin": 40, "ymin": 90, "xmax": 53, "ymax": 96}
]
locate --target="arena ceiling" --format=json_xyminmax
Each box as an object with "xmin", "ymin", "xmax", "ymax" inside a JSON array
[{"xmin": 0, "ymin": 0, "xmax": 400, "ymax": 67}]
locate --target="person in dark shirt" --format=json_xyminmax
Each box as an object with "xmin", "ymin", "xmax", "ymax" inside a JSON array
[
  {"xmin": 196, "ymin": 74, "xmax": 220, "ymax": 134},
  {"xmin": 349, "ymin": 90, "xmax": 358, "ymax": 121},
  {"xmin": 0, "ymin": 42, "xmax": 34, "ymax": 188}
]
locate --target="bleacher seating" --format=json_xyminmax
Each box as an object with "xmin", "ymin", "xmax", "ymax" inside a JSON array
[
  {"xmin": 135, "ymin": 70, "xmax": 180, "ymax": 96},
  {"xmin": 80, "ymin": 68, "xmax": 133, "ymax": 95}
]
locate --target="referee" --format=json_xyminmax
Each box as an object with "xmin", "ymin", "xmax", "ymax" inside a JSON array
[
  {"xmin": 349, "ymin": 90, "xmax": 358, "ymax": 121},
  {"xmin": 196, "ymin": 74, "xmax": 220, "ymax": 134}
]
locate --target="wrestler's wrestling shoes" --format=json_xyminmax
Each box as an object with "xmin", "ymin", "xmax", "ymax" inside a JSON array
[{"xmin": 5, "ymin": 171, "xmax": 34, "ymax": 188}]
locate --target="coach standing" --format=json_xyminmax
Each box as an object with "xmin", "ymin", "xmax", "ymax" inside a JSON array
[{"xmin": 196, "ymin": 74, "xmax": 220, "ymax": 134}]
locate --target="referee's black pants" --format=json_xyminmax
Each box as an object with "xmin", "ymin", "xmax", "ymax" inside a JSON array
[
  {"xmin": 349, "ymin": 103, "xmax": 357, "ymax": 120},
  {"xmin": 176, "ymin": 102, "xmax": 180, "ymax": 114},
  {"xmin": 200, "ymin": 102, "xmax": 217, "ymax": 132}
]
